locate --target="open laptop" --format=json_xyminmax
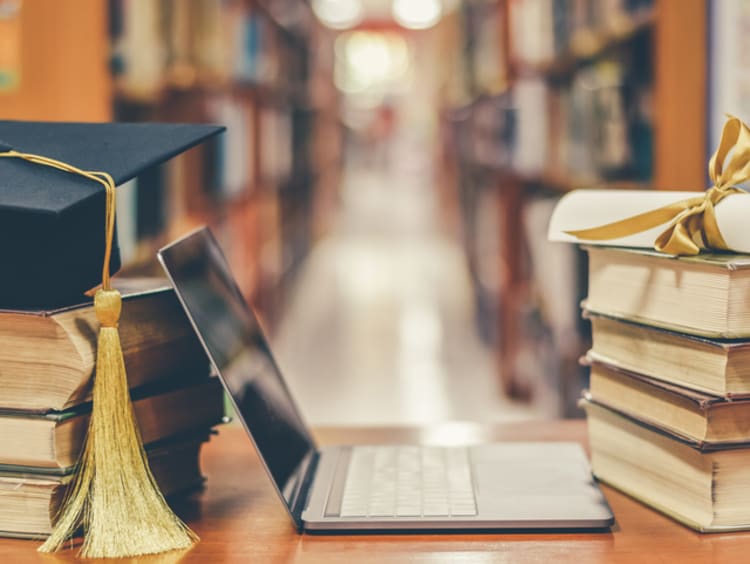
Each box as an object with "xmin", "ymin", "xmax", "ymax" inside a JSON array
[{"xmin": 157, "ymin": 227, "xmax": 614, "ymax": 532}]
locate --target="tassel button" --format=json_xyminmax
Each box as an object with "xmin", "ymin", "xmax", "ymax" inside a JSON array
[{"xmin": 95, "ymin": 289, "xmax": 122, "ymax": 327}]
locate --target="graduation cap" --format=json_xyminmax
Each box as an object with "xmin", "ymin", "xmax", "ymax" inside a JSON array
[
  {"xmin": 0, "ymin": 120, "xmax": 223, "ymax": 308},
  {"xmin": 0, "ymin": 120, "xmax": 224, "ymax": 558}
]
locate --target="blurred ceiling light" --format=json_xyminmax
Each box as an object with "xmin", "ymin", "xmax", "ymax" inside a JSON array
[
  {"xmin": 334, "ymin": 31, "xmax": 411, "ymax": 95},
  {"xmin": 392, "ymin": 0, "xmax": 443, "ymax": 30},
  {"xmin": 312, "ymin": 0, "xmax": 364, "ymax": 30}
]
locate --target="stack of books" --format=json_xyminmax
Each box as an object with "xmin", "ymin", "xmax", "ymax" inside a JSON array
[
  {"xmin": 581, "ymin": 246, "xmax": 750, "ymax": 532},
  {"xmin": 0, "ymin": 280, "xmax": 224, "ymax": 539}
]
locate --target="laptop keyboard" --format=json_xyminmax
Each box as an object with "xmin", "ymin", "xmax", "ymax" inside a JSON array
[{"xmin": 331, "ymin": 446, "xmax": 477, "ymax": 518}]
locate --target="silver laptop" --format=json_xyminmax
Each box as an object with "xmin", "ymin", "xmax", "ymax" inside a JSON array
[{"xmin": 157, "ymin": 227, "xmax": 614, "ymax": 532}]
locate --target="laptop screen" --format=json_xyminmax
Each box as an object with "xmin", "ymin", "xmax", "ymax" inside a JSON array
[{"xmin": 158, "ymin": 228, "xmax": 316, "ymax": 515}]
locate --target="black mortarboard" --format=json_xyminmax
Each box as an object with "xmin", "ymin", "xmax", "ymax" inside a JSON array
[
  {"xmin": 2, "ymin": 120, "xmax": 229, "ymax": 557},
  {"xmin": 0, "ymin": 120, "xmax": 224, "ymax": 308}
]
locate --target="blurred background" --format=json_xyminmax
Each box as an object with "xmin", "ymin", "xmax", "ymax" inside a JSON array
[{"xmin": 0, "ymin": 0, "xmax": 734, "ymax": 425}]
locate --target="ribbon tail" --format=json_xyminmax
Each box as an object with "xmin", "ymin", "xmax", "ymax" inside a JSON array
[{"xmin": 703, "ymin": 192, "xmax": 737, "ymax": 251}]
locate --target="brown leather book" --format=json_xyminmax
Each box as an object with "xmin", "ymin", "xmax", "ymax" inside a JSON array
[
  {"xmin": 587, "ymin": 311, "xmax": 750, "ymax": 397},
  {"xmin": 0, "ymin": 278, "xmax": 208, "ymax": 411},
  {"xmin": 0, "ymin": 432, "xmax": 211, "ymax": 538},
  {"xmin": 587, "ymin": 360, "xmax": 750, "ymax": 447},
  {"xmin": 583, "ymin": 399, "xmax": 750, "ymax": 533},
  {"xmin": 584, "ymin": 246, "xmax": 750, "ymax": 339},
  {"xmin": 0, "ymin": 377, "xmax": 225, "ymax": 471}
]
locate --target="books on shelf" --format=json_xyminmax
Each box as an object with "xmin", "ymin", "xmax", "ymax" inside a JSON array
[
  {"xmin": 585, "ymin": 246, "xmax": 750, "ymax": 338},
  {"xmin": 232, "ymin": 7, "xmax": 276, "ymax": 84},
  {"xmin": 583, "ymin": 399, "xmax": 750, "ymax": 532},
  {"xmin": 113, "ymin": 0, "xmax": 286, "ymax": 98},
  {"xmin": 209, "ymin": 95, "xmax": 255, "ymax": 199},
  {"xmin": 259, "ymin": 107, "xmax": 293, "ymax": 183},
  {"xmin": 509, "ymin": 0, "xmax": 654, "ymax": 68},
  {"xmin": 509, "ymin": 0, "xmax": 555, "ymax": 66},
  {"xmin": 464, "ymin": 0, "xmax": 506, "ymax": 94},
  {"xmin": 512, "ymin": 77, "xmax": 549, "ymax": 175},
  {"xmin": 111, "ymin": 0, "xmax": 330, "ymax": 324},
  {"xmin": 503, "ymin": 0, "xmax": 654, "ymax": 186}
]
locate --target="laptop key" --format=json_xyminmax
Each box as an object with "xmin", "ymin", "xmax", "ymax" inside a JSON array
[
  {"xmin": 334, "ymin": 446, "xmax": 476, "ymax": 520},
  {"xmin": 423, "ymin": 502, "xmax": 450, "ymax": 517},
  {"xmin": 395, "ymin": 504, "xmax": 421, "ymax": 517},
  {"xmin": 450, "ymin": 504, "xmax": 478, "ymax": 517}
]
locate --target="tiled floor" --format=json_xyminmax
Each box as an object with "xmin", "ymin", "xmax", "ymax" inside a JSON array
[{"xmin": 271, "ymin": 155, "xmax": 544, "ymax": 426}]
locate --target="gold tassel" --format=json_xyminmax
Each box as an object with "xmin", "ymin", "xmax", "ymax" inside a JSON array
[
  {"xmin": 39, "ymin": 290, "xmax": 198, "ymax": 557},
  {"xmin": 0, "ymin": 150, "xmax": 198, "ymax": 557}
]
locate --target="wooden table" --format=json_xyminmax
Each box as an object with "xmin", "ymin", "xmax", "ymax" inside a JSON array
[{"xmin": 3, "ymin": 420, "xmax": 750, "ymax": 563}]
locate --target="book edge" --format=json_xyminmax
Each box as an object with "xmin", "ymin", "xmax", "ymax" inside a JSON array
[
  {"xmin": 581, "ymin": 397, "xmax": 750, "ymax": 451},
  {"xmin": 0, "ymin": 278, "xmax": 173, "ymax": 317},
  {"xmin": 583, "ymin": 245, "xmax": 750, "ymax": 270}
]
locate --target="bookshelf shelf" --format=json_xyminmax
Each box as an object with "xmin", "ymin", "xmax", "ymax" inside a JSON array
[
  {"xmin": 109, "ymin": 0, "xmax": 342, "ymax": 328},
  {"xmin": 512, "ymin": 10, "xmax": 655, "ymax": 82},
  {"xmin": 115, "ymin": 81, "xmax": 311, "ymax": 111}
]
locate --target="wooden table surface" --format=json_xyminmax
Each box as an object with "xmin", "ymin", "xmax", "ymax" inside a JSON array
[{"xmin": 3, "ymin": 420, "xmax": 750, "ymax": 563}]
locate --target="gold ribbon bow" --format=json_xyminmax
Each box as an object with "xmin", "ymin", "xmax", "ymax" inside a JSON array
[{"xmin": 566, "ymin": 115, "xmax": 750, "ymax": 255}]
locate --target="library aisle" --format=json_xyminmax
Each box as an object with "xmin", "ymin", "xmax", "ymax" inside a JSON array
[{"xmin": 271, "ymin": 137, "xmax": 544, "ymax": 426}]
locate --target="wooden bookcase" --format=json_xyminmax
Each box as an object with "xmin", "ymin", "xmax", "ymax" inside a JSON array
[
  {"xmin": 108, "ymin": 0, "xmax": 342, "ymax": 328},
  {"xmin": 652, "ymin": 0, "xmax": 706, "ymax": 190},
  {"xmin": 446, "ymin": 0, "xmax": 707, "ymax": 413}
]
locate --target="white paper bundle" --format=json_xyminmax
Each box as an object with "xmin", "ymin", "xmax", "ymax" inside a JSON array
[{"xmin": 547, "ymin": 189, "xmax": 750, "ymax": 254}]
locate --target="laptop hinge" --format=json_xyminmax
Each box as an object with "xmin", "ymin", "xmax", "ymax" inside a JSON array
[{"xmin": 290, "ymin": 450, "xmax": 320, "ymax": 531}]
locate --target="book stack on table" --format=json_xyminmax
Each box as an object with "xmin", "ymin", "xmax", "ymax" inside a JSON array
[
  {"xmin": 0, "ymin": 280, "xmax": 224, "ymax": 539},
  {"xmin": 580, "ymin": 246, "xmax": 750, "ymax": 532}
]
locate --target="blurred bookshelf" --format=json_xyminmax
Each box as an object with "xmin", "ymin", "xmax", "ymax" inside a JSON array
[
  {"xmin": 109, "ymin": 0, "xmax": 343, "ymax": 329},
  {"xmin": 442, "ymin": 0, "xmax": 707, "ymax": 416}
]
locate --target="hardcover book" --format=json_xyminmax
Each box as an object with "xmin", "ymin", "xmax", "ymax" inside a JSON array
[
  {"xmin": 0, "ymin": 279, "xmax": 208, "ymax": 411},
  {"xmin": 0, "ymin": 377, "xmax": 224, "ymax": 471},
  {"xmin": 587, "ymin": 312, "xmax": 750, "ymax": 396},
  {"xmin": 583, "ymin": 399, "xmax": 750, "ymax": 532},
  {"xmin": 587, "ymin": 361, "xmax": 750, "ymax": 446},
  {"xmin": 584, "ymin": 246, "xmax": 750, "ymax": 338},
  {"xmin": 0, "ymin": 433, "xmax": 209, "ymax": 538}
]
